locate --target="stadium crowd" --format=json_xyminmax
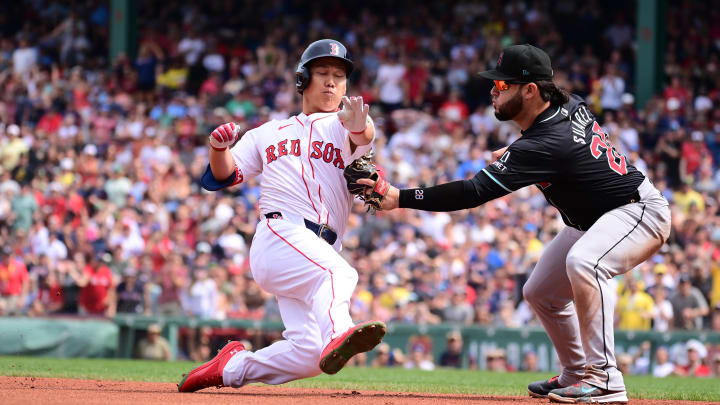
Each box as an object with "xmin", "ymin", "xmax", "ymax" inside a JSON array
[{"xmin": 0, "ymin": 0, "xmax": 719, "ymax": 374}]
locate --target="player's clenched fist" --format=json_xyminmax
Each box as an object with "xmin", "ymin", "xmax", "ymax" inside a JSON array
[
  {"xmin": 338, "ymin": 96, "xmax": 370, "ymax": 133},
  {"xmin": 209, "ymin": 122, "xmax": 240, "ymax": 151}
]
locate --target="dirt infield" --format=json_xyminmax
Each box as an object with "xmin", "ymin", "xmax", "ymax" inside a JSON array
[{"xmin": 0, "ymin": 376, "xmax": 716, "ymax": 405}]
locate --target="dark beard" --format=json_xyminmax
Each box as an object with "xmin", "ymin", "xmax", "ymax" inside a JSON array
[{"xmin": 494, "ymin": 91, "xmax": 524, "ymax": 121}]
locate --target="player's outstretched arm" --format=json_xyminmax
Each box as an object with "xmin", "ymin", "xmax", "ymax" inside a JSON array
[{"xmin": 358, "ymin": 167, "xmax": 510, "ymax": 213}]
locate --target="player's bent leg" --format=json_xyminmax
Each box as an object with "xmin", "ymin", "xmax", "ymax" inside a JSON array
[
  {"xmin": 251, "ymin": 218, "xmax": 358, "ymax": 342},
  {"xmin": 309, "ymin": 264, "xmax": 358, "ymax": 345},
  {"xmin": 309, "ymin": 264, "xmax": 385, "ymax": 374},
  {"xmin": 522, "ymin": 227, "xmax": 586, "ymax": 391},
  {"xmin": 222, "ymin": 296, "xmax": 324, "ymax": 387},
  {"xmin": 565, "ymin": 184, "xmax": 670, "ymax": 393}
]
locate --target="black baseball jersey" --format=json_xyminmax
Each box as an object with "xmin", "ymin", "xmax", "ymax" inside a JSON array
[{"xmin": 477, "ymin": 94, "xmax": 645, "ymax": 231}]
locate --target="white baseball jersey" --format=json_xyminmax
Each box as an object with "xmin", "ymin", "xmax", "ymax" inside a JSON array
[
  {"xmin": 217, "ymin": 112, "xmax": 372, "ymax": 243},
  {"xmin": 202, "ymin": 111, "xmax": 375, "ymax": 387}
]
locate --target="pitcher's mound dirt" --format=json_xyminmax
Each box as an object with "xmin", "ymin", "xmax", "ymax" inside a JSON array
[{"xmin": 0, "ymin": 376, "xmax": 714, "ymax": 405}]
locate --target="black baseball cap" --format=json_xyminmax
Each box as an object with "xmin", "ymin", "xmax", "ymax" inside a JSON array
[{"xmin": 478, "ymin": 44, "xmax": 553, "ymax": 82}]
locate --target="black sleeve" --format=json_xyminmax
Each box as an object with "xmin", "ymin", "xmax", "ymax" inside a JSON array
[
  {"xmin": 398, "ymin": 138, "xmax": 560, "ymax": 212},
  {"xmin": 398, "ymin": 171, "xmax": 509, "ymax": 212},
  {"xmin": 480, "ymin": 138, "xmax": 560, "ymax": 191}
]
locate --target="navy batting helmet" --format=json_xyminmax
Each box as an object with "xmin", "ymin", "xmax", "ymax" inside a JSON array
[{"xmin": 295, "ymin": 39, "xmax": 354, "ymax": 94}]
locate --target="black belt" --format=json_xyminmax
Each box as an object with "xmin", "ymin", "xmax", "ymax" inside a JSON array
[{"xmin": 265, "ymin": 212, "xmax": 337, "ymax": 245}]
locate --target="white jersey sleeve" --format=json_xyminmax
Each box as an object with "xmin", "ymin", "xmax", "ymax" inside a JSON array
[
  {"xmin": 199, "ymin": 126, "xmax": 265, "ymax": 191},
  {"xmin": 229, "ymin": 127, "xmax": 263, "ymax": 181}
]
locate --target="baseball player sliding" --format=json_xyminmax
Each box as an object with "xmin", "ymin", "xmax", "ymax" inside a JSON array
[
  {"xmin": 356, "ymin": 45, "xmax": 671, "ymax": 404},
  {"xmin": 178, "ymin": 39, "xmax": 386, "ymax": 392}
]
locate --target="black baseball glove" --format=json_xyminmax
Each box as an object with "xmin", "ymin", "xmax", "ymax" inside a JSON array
[{"xmin": 343, "ymin": 152, "xmax": 389, "ymax": 212}]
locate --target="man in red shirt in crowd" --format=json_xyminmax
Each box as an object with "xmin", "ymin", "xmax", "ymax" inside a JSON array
[
  {"xmin": 676, "ymin": 341, "xmax": 711, "ymax": 377},
  {"xmin": 77, "ymin": 253, "xmax": 116, "ymax": 317},
  {"xmin": 403, "ymin": 57, "xmax": 428, "ymax": 108},
  {"xmin": 36, "ymin": 107, "xmax": 63, "ymax": 135},
  {"xmin": 0, "ymin": 249, "xmax": 29, "ymax": 315},
  {"xmin": 680, "ymin": 130, "xmax": 712, "ymax": 181}
]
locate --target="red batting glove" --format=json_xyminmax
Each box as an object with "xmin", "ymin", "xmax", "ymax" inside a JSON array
[{"xmin": 209, "ymin": 122, "xmax": 240, "ymax": 151}]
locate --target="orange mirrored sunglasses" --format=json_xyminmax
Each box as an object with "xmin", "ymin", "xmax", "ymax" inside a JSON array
[{"xmin": 493, "ymin": 80, "xmax": 511, "ymax": 91}]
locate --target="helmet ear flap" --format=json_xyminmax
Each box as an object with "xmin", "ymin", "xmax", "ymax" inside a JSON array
[{"xmin": 296, "ymin": 64, "xmax": 311, "ymax": 94}]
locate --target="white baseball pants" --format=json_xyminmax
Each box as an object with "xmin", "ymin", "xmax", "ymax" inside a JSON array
[{"xmin": 223, "ymin": 216, "xmax": 357, "ymax": 387}]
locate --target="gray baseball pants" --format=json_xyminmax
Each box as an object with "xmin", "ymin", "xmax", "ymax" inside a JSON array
[{"xmin": 523, "ymin": 177, "xmax": 671, "ymax": 392}]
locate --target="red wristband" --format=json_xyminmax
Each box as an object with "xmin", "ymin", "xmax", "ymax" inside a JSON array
[
  {"xmin": 350, "ymin": 127, "xmax": 367, "ymax": 135},
  {"xmin": 211, "ymin": 145, "xmax": 228, "ymax": 151}
]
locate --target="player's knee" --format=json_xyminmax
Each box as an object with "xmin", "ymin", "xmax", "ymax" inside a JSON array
[
  {"xmin": 334, "ymin": 266, "xmax": 359, "ymax": 286},
  {"xmin": 522, "ymin": 282, "xmax": 541, "ymax": 306},
  {"xmin": 565, "ymin": 250, "xmax": 592, "ymax": 279},
  {"xmin": 348, "ymin": 268, "xmax": 359, "ymax": 286},
  {"xmin": 297, "ymin": 363, "xmax": 322, "ymax": 379},
  {"xmin": 291, "ymin": 343, "xmax": 323, "ymax": 378}
]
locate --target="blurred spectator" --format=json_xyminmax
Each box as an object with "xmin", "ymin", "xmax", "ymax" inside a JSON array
[
  {"xmin": 652, "ymin": 346, "xmax": 675, "ymax": 378},
  {"xmin": 116, "ymin": 266, "xmax": 146, "ymax": 314},
  {"xmin": 27, "ymin": 254, "xmax": 64, "ymax": 316},
  {"xmin": 77, "ymin": 253, "xmax": 116, "ymax": 317},
  {"xmin": 185, "ymin": 267, "xmax": 219, "ymax": 319},
  {"xmin": 521, "ymin": 350, "xmax": 539, "ymax": 372},
  {"xmin": 599, "ymin": 63, "xmax": 624, "ymax": 113},
  {"xmin": 617, "ymin": 353, "xmax": 633, "ymax": 375},
  {"xmin": 675, "ymin": 340, "xmax": 711, "ymax": 377},
  {"xmin": 0, "ymin": 249, "xmax": 29, "ymax": 315},
  {"xmin": 439, "ymin": 330, "xmax": 463, "ymax": 368},
  {"xmin": 672, "ymin": 180, "xmax": 705, "ymax": 215},
  {"xmin": 616, "ymin": 276, "xmax": 654, "ymax": 330},
  {"xmin": 670, "ymin": 274, "xmax": 709, "ymax": 330},
  {"xmin": 11, "ymin": 37, "xmax": 37, "ymax": 76},
  {"xmin": 404, "ymin": 343, "xmax": 435, "ymax": 371},
  {"xmin": 680, "ymin": 131, "xmax": 712, "ymax": 184},
  {"xmin": 404, "ymin": 335, "xmax": 434, "ymax": 371},
  {"xmin": 371, "ymin": 342, "xmax": 392, "ymax": 367},
  {"xmin": 713, "ymin": 305, "xmax": 720, "ymax": 332},
  {"xmin": 1, "ymin": 125, "xmax": 28, "ymax": 172},
  {"xmin": 629, "ymin": 341, "xmax": 652, "ymax": 375},
  {"xmin": 486, "ymin": 348, "xmax": 513, "ymax": 372},
  {"xmin": 443, "ymin": 288, "xmax": 474, "ymax": 325},
  {"xmin": 376, "ymin": 52, "xmax": 406, "ymax": 112},
  {"xmin": 10, "ymin": 185, "xmax": 37, "ymax": 233},
  {"xmin": 156, "ymin": 254, "xmax": 187, "ymax": 316},
  {"xmin": 135, "ymin": 324, "xmax": 171, "ymax": 361},
  {"xmin": 650, "ymin": 285, "xmax": 674, "ymax": 332},
  {"xmin": 712, "ymin": 353, "xmax": 720, "ymax": 377},
  {"xmin": 371, "ymin": 342, "xmax": 405, "ymax": 368}
]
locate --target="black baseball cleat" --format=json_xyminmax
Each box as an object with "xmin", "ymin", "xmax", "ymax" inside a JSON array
[
  {"xmin": 528, "ymin": 375, "xmax": 563, "ymax": 398},
  {"xmin": 548, "ymin": 382, "xmax": 628, "ymax": 404}
]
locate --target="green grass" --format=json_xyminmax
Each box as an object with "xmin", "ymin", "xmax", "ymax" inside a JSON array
[{"xmin": 1, "ymin": 356, "xmax": 719, "ymax": 402}]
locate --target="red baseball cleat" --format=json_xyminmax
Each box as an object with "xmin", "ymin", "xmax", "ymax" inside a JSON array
[
  {"xmin": 178, "ymin": 341, "xmax": 245, "ymax": 392},
  {"xmin": 319, "ymin": 320, "xmax": 386, "ymax": 375}
]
